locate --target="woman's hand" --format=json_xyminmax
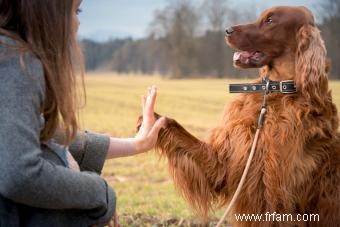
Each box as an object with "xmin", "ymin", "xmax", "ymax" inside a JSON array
[
  {"xmin": 134, "ymin": 86, "xmax": 166, "ymax": 153},
  {"xmin": 106, "ymin": 86, "xmax": 165, "ymax": 159}
]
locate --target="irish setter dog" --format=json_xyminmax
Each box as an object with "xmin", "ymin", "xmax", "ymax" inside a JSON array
[{"xmin": 140, "ymin": 6, "xmax": 340, "ymax": 226}]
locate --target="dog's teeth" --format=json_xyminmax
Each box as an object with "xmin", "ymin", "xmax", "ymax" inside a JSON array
[{"xmin": 233, "ymin": 52, "xmax": 241, "ymax": 61}]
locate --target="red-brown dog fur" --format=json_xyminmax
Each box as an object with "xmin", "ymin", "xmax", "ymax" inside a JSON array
[{"xmin": 143, "ymin": 6, "xmax": 340, "ymax": 226}]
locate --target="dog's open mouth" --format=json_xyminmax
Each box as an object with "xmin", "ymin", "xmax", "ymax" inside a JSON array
[{"xmin": 233, "ymin": 51, "xmax": 266, "ymax": 67}]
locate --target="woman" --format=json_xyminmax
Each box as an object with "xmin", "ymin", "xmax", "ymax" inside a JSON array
[{"xmin": 0, "ymin": 0, "xmax": 165, "ymax": 226}]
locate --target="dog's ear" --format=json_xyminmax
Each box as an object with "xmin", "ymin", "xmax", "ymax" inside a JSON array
[{"xmin": 295, "ymin": 25, "xmax": 328, "ymax": 107}]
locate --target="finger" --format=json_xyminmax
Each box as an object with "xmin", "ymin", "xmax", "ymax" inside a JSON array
[
  {"xmin": 147, "ymin": 86, "xmax": 152, "ymax": 96},
  {"xmin": 142, "ymin": 85, "xmax": 152, "ymax": 114},
  {"xmin": 145, "ymin": 85, "xmax": 156, "ymax": 106},
  {"xmin": 148, "ymin": 117, "xmax": 166, "ymax": 137},
  {"xmin": 141, "ymin": 95, "xmax": 146, "ymax": 112},
  {"xmin": 144, "ymin": 86, "xmax": 157, "ymax": 120}
]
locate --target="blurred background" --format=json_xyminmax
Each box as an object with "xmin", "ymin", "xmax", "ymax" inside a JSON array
[{"xmin": 79, "ymin": 0, "xmax": 339, "ymax": 79}]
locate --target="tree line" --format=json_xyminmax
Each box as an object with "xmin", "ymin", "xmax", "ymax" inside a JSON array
[{"xmin": 81, "ymin": 0, "xmax": 340, "ymax": 79}]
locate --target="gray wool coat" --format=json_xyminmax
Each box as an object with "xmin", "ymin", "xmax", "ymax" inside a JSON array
[{"xmin": 0, "ymin": 35, "xmax": 116, "ymax": 227}]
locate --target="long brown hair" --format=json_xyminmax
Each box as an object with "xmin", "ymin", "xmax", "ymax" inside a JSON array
[{"xmin": 0, "ymin": 0, "xmax": 84, "ymax": 144}]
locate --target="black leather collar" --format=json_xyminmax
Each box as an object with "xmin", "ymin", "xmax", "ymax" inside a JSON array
[{"xmin": 229, "ymin": 79, "xmax": 296, "ymax": 94}]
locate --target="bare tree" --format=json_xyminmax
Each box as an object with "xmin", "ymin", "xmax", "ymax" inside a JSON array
[
  {"xmin": 148, "ymin": 7, "xmax": 172, "ymax": 39},
  {"xmin": 203, "ymin": 0, "xmax": 232, "ymax": 31},
  {"xmin": 149, "ymin": 0, "xmax": 200, "ymax": 78},
  {"xmin": 200, "ymin": 0, "xmax": 233, "ymax": 77}
]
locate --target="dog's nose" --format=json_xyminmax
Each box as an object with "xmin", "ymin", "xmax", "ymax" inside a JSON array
[{"xmin": 225, "ymin": 27, "xmax": 234, "ymax": 36}]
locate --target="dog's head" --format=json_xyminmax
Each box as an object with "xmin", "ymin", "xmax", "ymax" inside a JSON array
[
  {"xmin": 225, "ymin": 6, "xmax": 330, "ymax": 105},
  {"xmin": 225, "ymin": 6, "xmax": 315, "ymax": 69}
]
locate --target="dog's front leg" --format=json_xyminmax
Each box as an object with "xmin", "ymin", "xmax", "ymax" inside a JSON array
[{"xmin": 137, "ymin": 114, "xmax": 217, "ymax": 220}]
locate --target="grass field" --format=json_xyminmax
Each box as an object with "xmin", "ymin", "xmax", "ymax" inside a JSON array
[{"xmin": 80, "ymin": 73, "xmax": 340, "ymax": 225}]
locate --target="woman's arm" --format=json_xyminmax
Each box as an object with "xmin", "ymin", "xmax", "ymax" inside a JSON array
[{"xmin": 61, "ymin": 86, "xmax": 165, "ymax": 171}]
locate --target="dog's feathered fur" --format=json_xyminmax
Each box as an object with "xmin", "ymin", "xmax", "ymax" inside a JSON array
[{"xmin": 144, "ymin": 6, "xmax": 340, "ymax": 226}]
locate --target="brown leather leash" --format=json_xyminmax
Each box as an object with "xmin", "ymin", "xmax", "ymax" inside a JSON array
[{"xmin": 216, "ymin": 78, "xmax": 296, "ymax": 227}]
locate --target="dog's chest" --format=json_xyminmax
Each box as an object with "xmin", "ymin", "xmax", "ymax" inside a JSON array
[{"xmin": 226, "ymin": 95, "xmax": 308, "ymax": 209}]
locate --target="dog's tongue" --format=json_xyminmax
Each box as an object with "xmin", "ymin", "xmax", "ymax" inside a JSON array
[{"xmin": 233, "ymin": 51, "xmax": 254, "ymax": 64}]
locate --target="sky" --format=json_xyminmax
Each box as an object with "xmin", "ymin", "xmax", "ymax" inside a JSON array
[{"xmin": 78, "ymin": 0, "xmax": 321, "ymax": 42}]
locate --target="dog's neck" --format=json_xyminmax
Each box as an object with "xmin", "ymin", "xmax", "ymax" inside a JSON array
[{"xmin": 261, "ymin": 52, "xmax": 296, "ymax": 81}]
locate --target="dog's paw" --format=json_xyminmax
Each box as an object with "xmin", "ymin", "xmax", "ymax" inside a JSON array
[{"xmin": 136, "ymin": 112, "xmax": 164, "ymax": 132}]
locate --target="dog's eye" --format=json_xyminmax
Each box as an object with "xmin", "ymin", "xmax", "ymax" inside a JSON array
[
  {"xmin": 76, "ymin": 8, "xmax": 82, "ymax": 15},
  {"xmin": 265, "ymin": 17, "xmax": 273, "ymax": 24}
]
